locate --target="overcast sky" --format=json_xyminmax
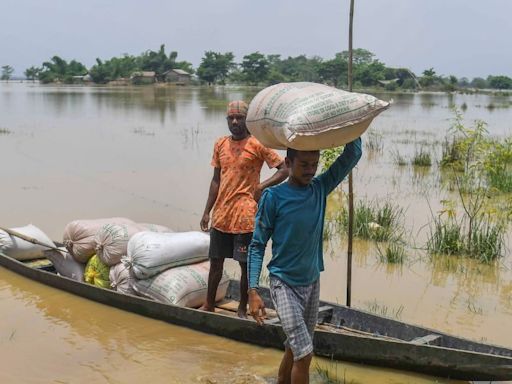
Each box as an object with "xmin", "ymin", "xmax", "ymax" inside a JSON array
[{"xmin": 1, "ymin": 0, "xmax": 510, "ymax": 79}]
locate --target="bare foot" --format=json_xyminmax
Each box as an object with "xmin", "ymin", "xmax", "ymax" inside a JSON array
[
  {"xmin": 199, "ymin": 305, "xmax": 215, "ymax": 312},
  {"xmin": 237, "ymin": 306, "xmax": 248, "ymax": 318}
]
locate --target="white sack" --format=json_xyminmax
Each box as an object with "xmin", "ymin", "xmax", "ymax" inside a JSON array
[
  {"xmin": 131, "ymin": 261, "xmax": 229, "ymax": 307},
  {"xmin": 95, "ymin": 222, "xmax": 143, "ymax": 266},
  {"xmin": 63, "ymin": 217, "xmax": 134, "ymax": 264},
  {"xmin": 137, "ymin": 223, "xmax": 173, "ymax": 233},
  {"xmin": 0, "ymin": 224, "xmax": 56, "ymax": 261},
  {"xmin": 246, "ymin": 82, "xmax": 390, "ymax": 150},
  {"xmin": 44, "ymin": 248, "xmax": 85, "ymax": 282},
  {"xmin": 125, "ymin": 231, "xmax": 210, "ymax": 279},
  {"xmin": 109, "ymin": 262, "xmax": 136, "ymax": 295}
]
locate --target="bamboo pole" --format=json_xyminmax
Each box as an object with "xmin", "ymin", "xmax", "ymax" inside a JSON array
[{"xmin": 346, "ymin": 0, "xmax": 355, "ymax": 308}]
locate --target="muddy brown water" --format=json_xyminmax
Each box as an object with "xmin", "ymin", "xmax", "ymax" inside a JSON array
[{"xmin": 1, "ymin": 83, "xmax": 511, "ymax": 383}]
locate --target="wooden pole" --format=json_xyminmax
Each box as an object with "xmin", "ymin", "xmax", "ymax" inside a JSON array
[
  {"xmin": 0, "ymin": 226, "xmax": 64, "ymax": 253},
  {"xmin": 346, "ymin": 0, "xmax": 355, "ymax": 307}
]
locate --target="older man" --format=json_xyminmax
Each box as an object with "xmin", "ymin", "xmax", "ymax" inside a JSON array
[{"xmin": 200, "ymin": 100, "xmax": 287, "ymax": 317}]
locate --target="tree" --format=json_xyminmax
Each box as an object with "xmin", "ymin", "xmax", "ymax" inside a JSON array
[
  {"xmin": 354, "ymin": 60, "xmax": 386, "ymax": 87},
  {"xmin": 138, "ymin": 44, "xmax": 177, "ymax": 81},
  {"xmin": 339, "ymin": 48, "xmax": 375, "ymax": 65},
  {"xmin": 419, "ymin": 67, "xmax": 438, "ymax": 87},
  {"xmin": 487, "ymin": 75, "xmax": 512, "ymax": 90},
  {"xmin": 1, "ymin": 65, "xmax": 14, "ymax": 81},
  {"xmin": 89, "ymin": 55, "xmax": 138, "ymax": 84},
  {"xmin": 470, "ymin": 77, "xmax": 488, "ymax": 89},
  {"xmin": 38, "ymin": 56, "xmax": 87, "ymax": 83},
  {"xmin": 24, "ymin": 66, "xmax": 40, "ymax": 81},
  {"xmin": 241, "ymin": 52, "xmax": 269, "ymax": 85},
  {"xmin": 196, "ymin": 51, "xmax": 235, "ymax": 85},
  {"xmin": 318, "ymin": 54, "xmax": 348, "ymax": 87}
]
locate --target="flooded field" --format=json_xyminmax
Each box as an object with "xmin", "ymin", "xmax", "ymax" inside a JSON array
[{"xmin": 1, "ymin": 82, "xmax": 511, "ymax": 383}]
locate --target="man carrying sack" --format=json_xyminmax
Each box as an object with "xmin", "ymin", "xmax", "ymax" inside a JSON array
[{"xmin": 248, "ymin": 138, "xmax": 362, "ymax": 383}]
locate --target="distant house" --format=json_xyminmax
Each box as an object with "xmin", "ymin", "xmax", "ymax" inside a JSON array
[
  {"xmin": 163, "ymin": 69, "xmax": 192, "ymax": 85},
  {"xmin": 377, "ymin": 78, "xmax": 399, "ymax": 87},
  {"xmin": 130, "ymin": 71, "xmax": 156, "ymax": 85}
]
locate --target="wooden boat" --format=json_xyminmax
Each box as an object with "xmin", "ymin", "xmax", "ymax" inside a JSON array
[{"xmin": 1, "ymin": 250, "xmax": 512, "ymax": 381}]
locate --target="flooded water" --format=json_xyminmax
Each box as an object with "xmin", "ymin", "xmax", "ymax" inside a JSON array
[{"xmin": 1, "ymin": 82, "xmax": 512, "ymax": 383}]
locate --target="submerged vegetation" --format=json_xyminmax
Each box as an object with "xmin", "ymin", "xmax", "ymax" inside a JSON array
[
  {"xmin": 412, "ymin": 148, "xmax": 432, "ymax": 167},
  {"xmin": 324, "ymin": 199, "xmax": 405, "ymax": 243},
  {"xmin": 377, "ymin": 242, "xmax": 407, "ymax": 264},
  {"xmin": 364, "ymin": 300, "xmax": 404, "ymax": 320},
  {"xmin": 428, "ymin": 109, "xmax": 509, "ymax": 262}
]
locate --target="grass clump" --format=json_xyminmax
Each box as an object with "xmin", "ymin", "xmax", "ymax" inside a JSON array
[
  {"xmin": 426, "ymin": 203, "xmax": 505, "ymax": 263},
  {"xmin": 364, "ymin": 300, "xmax": 404, "ymax": 320},
  {"xmin": 377, "ymin": 242, "xmax": 407, "ymax": 264},
  {"xmin": 314, "ymin": 362, "xmax": 359, "ymax": 384},
  {"xmin": 365, "ymin": 130, "xmax": 384, "ymax": 153},
  {"xmin": 412, "ymin": 148, "xmax": 432, "ymax": 167},
  {"xmin": 0, "ymin": 127, "xmax": 12, "ymax": 135},
  {"xmin": 391, "ymin": 150, "xmax": 407, "ymax": 166},
  {"xmin": 427, "ymin": 216, "xmax": 464, "ymax": 256},
  {"xmin": 323, "ymin": 200, "xmax": 405, "ymax": 243},
  {"xmin": 335, "ymin": 200, "xmax": 405, "ymax": 242}
]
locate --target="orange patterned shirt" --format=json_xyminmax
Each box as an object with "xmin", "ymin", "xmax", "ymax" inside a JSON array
[{"xmin": 211, "ymin": 135, "xmax": 283, "ymax": 234}]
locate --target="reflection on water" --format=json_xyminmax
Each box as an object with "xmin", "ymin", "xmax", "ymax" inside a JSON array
[{"xmin": 1, "ymin": 83, "xmax": 512, "ymax": 383}]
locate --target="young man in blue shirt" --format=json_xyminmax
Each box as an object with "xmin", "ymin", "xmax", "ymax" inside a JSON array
[{"xmin": 247, "ymin": 138, "xmax": 362, "ymax": 384}]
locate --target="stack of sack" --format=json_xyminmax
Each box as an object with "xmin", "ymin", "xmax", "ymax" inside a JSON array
[
  {"xmin": 122, "ymin": 231, "xmax": 229, "ymax": 308},
  {"xmin": 58, "ymin": 217, "xmax": 227, "ymax": 308}
]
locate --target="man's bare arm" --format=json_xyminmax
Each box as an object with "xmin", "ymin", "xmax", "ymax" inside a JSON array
[
  {"xmin": 254, "ymin": 161, "xmax": 287, "ymax": 202},
  {"xmin": 200, "ymin": 167, "xmax": 221, "ymax": 231}
]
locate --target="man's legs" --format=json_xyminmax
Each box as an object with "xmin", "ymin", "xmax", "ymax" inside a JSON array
[
  {"xmin": 233, "ymin": 232, "xmax": 252, "ymax": 318},
  {"xmin": 199, "ymin": 257, "xmax": 225, "ymax": 312},
  {"xmin": 238, "ymin": 261, "xmax": 248, "ymax": 318},
  {"xmin": 278, "ymin": 347, "xmax": 293, "ymax": 384},
  {"xmin": 270, "ymin": 277, "xmax": 318, "ymax": 384},
  {"xmin": 277, "ymin": 348, "xmax": 312, "ymax": 384},
  {"xmin": 291, "ymin": 353, "xmax": 312, "ymax": 384}
]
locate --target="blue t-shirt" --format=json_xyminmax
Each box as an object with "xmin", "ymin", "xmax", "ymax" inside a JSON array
[{"xmin": 248, "ymin": 138, "xmax": 362, "ymax": 288}]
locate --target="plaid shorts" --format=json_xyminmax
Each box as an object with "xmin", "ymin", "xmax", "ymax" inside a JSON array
[{"xmin": 270, "ymin": 276, "xmax": 320, "ymax": 361}]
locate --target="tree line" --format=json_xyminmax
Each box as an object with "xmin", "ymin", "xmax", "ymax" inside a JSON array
[{"xmin": 2, "ymin": 45, "xmax": 512, "ymax": 91}]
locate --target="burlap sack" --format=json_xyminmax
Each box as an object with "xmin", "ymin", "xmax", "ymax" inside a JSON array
[
  {"xmin": 246, "ymin": 82, "xmax": 389, "ymax": 150},
  {"xmin": 124, "ymin": 231, "xmax": 210, "ymax": 279},
  {"xmin": 0, "ymin": 224, "xmax": 55, "ymax": 261},
  {"xmin": 95, "ymin": 222, "xmax": 143, "ymax": 266},
  {"xmin": 131, "ymin": 261, "xmax": 229, "ymax": 307},
  {"xmin": 63, "ymin": 217, "xmax": 134, "ymax": 263}
]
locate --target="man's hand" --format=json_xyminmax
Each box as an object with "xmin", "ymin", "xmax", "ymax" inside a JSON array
[
  {"xmin": 200, "ymin": 213, "xmax": 210, "ymax": 232},
  {"xmin": 253, "ymin": 185, "xmax": 263, "ymax": 202},
  {"xmin": 248, "ymin": 289, "xmax": 266, "ymax": 325}
]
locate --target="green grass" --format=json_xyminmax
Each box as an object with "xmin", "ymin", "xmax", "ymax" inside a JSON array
[
  {"xmin": 365, "ymin": 130, "xmax": 384, "ymax": 152},
  {"xmin": 377, "ymin": 242, "xmax": 407, "ymax": 264},
  {"xmin": 426, "ymin": 218, "xmax": 464, "ymax": 256},
  {"xmin": 426, "ymin": 216, "xmax": 505, "ymax": 263},
  {"xmin": 314, "ymin": 362, "xmax": 359, "ymax": 384},
  {"xmin": 391, "ymin": 150, "xmax": 407, "ymax": 166},
  {"xmin": 0, "ymin": 127, "xmax": 12, "ymax": 135},
  {"xmin": 364, "ymin": 300, "xmax": 404, "ymax": 320},
  {"xmin": 331, "ymin": 200, "xmax": 405, "ymax": 242},
  {"xmin": 412, "ymin": 149, "xmax": 432, "ymax": 167},
  {"xmin": 467, "ymin": 220, "xmax": 505, "ymax": 263}
]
